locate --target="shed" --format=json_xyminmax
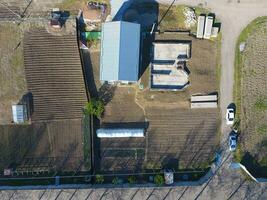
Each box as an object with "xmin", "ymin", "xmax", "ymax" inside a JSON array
[
  {"xmin": 203, "ymin": 16, "xmax": 214, "ymax": 39},
  {"xmin": 97, "ymin": 128, "xmax": 145, "ymax": 138},
  {"xmin": 12, "ymin": 105, "xmax": 27, "ymax": 124},
  {"xmin": 100, "ymin": 21, "xmax": 140, "ymax": 83},
  {"xmin": 196, "ymin": 15, "xmax": 205, "ymax": 38}
]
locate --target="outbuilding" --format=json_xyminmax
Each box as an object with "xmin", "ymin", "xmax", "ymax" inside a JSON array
[{"xmin": 100, "ymin": 21, "xmax": 141, "ymax": 83}]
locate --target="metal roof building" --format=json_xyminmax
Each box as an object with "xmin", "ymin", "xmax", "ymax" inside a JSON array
[
  {"xmin": 100, "ymin": 21, "xmax": 141, "ymax": 83},
  {"xmin": 97, "ymin": 128, "xmax": 145, "ymax": 138},
  {"xmin": 12, "ymin": 105, "xmax": 27, "ymax": 124}
]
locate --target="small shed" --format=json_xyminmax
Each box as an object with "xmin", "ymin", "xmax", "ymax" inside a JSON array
[
  {"xmin": 197, "ymin": 15, "xmax": 205, "ymax": 38},
  {"xmin": 12, "ymin": 105, "xmax": 27, "ymax": 124},
  {"xmin": 203, "ymin": 16, "xmax": 214, "ymax": 39}
]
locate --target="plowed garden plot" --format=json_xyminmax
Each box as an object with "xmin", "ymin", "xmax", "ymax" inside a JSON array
[
  {"xmin": 24, "ymin": 28, "xmax": 87, "ymax": 121},
  {"xmin": 0, "ymin": 119, "xmax": 85, "ymax": 173},
  {"xmin": 235, "ymin": 17, "xmax": 267, "ymax": 174},
  {"xmin": 145, "ymin": 107, "xmax": 219, "ymax": 169}
]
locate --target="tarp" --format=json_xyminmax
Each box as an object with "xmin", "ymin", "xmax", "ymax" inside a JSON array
[{"xmin": 85, "ymin": 31, "xmax": 101, "ymax": 40}]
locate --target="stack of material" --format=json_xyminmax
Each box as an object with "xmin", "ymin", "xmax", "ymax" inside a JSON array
[
  {"xmin": 203, "ymin": 16, "xmax": 214, "ymax": 39},
  {"xmin": 191, "ymin": 94, "xmax": 218, "ymax": 108},
  {"xmin": 183, "ymin": 7, "xmax": 197, "ymax": 28}
]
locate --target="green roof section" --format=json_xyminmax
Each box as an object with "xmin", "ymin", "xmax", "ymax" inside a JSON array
[{"xmin": 85, "ymin": 31, "xmax": 101, "ymax": 40}]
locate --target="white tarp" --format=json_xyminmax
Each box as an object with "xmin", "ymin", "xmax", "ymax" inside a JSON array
[{"xmin": 97, "ymin": 128, "xmax": 145, "ymax": 138}]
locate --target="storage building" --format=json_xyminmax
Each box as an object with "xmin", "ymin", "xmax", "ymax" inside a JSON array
[
  {"xmin": 100, "ymin": 21, "xmax": 141, "ymax": 83},
  {"xmin": 196, "ymin": 15, "xmax": 205, "ymax": 38},
  {"xmin": 203, "ymin": 16, "xmax": 214, "ymax": 39},
  {"xmin": 12, "ymin": 105, "xmax": 27, "ymax": 124}
]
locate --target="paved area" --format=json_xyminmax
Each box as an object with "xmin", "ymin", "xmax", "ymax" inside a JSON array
[{"xmin": 0, "ymin": 0, "xmax": 267, "ymax": 199}]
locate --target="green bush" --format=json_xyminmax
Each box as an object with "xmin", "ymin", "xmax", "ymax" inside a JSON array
[
  {"xmin": 95, "ymin": 174, "xmax": 104, "ymax": 184},
  {"xmin": 154, "ymin": 174, "xmax": 164, "ymax": 186},
  {"xmin": 127, "ymin": 176, "xmax": 136, "ymax": 184},
  {"xmin": 84, "ymin": 98, "xmax": 104, "ymax": 117},
  {"xmin": 112, "ymin": 177, "xmax": 119, "ymax": 185}
]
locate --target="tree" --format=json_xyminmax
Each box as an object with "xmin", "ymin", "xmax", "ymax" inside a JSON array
[
  {"xmin": 84, "ymin": 98, "xmax": 104, "ymax": 117},
  {"xmin": 95, "ymin": 174, "xmax": 104, "ymax": 184},
  {"xmin": 154, "ymin": 174, "xmax": 164, "ymax": 186},
  {"xmin": 128, "ymin": 176, "xmax": 136, "ymax": 184}
]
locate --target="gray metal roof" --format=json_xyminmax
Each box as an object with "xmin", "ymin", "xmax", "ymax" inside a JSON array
[{"xmin": 100, "ymin": 21, "xmax": 140, "ymax": 82}]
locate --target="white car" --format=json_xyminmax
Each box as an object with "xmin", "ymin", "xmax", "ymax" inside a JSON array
[
  {"xmin": 229, "ymin": 131, "xmax": 237, "ymax": 151},
  {"xmin": 226, "ymin": 108, "xmax": 235, "ymax": 125}
]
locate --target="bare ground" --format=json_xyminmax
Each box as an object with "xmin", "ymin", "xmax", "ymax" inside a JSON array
[{"xmin": 138, "ymin": 33, "xmax": 219, "ymax": 108}]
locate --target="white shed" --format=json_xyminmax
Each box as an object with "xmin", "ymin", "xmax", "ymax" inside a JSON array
[{"xmin": 12, "ymin": 105, "xmax": 27, "ymax": 124}]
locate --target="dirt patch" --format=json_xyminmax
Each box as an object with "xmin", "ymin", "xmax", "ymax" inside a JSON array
[
  {"xmin": 137, "ymin": 33, "xmax": 219, "ymax": 108},
  {"xmin": 0, "ymin": 23, "xmax": 27, "ymax": 124},
  {"xmin": 239, "ymin": 20, "xmax": 267, "ymax": 162},
  {"xmin": 0, "ymin": 119, "xmax": 85, "ymax": 173}
]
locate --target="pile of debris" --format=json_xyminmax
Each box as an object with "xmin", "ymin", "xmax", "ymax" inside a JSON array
[{"xmin": 183, "ymin": 7, "xmax": 196, "ymax": 28}]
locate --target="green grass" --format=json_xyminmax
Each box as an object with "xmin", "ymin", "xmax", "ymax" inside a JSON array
[
  {"xmin": 158, "ymin": 5, "xmax": 186, "ymax": 30},
  {"xmin": 158, "ymin": 5, "xmax": 211, "ymax": 31},
  {"xmin": 257, "ymin": 124, "xmax": 267, "ymax": 135},
  {"xmin": 233, "ymin": 16, "xmax": 267, "ymax": 168},
  {"xmin": 234, "ymin": 16, "xmax": 267, "ymax": 117},
  {"xmin": 254, "ymin": 96, "xmax": 267, "ymax": 111},
  {"xmin": 82, "ymin": 112, "xmax": 91, "ymax": 170}
]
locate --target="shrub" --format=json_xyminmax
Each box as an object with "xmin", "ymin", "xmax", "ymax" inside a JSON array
[
  {"xmin": 154, "ymin": 174, "xmax": 164, "ymax": 186},
  {"xmin": 127, "ymin": 176, "xmax": 136, "ymax": 184},
  {"xmin": 95, "ymin": 174, "xmax": 104, "ymax": 184},
  {"xmin": 84, "ymin": 98, "xmax": 104, "ymax": 117},
  {"xmin": 112, "ymin": 177, "xmax": 119, "ymax": 185}
]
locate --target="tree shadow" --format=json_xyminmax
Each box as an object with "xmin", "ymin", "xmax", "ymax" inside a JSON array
[
  {"xmin": 19, "ymin": 92, "xmax": 34, "ymax": 119},
  {"xmin": 81, "ymin": 50, "xmax": 98, "ymax": 98},
  {"xmin": 241, "ymin": 152, "xmax": 267, "ymax": 178}
]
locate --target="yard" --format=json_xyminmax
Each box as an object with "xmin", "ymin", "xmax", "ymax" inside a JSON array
[
  {"xmin": 89, "ymin": 31, "xmax": 221, "ymax": 173},
  {"xmin": 0, "ymin": 20, "xmax": 91, "ymax": 175},
  {"xmin": 138, "ymin": 32, "xmax": 220, "ymax": 108},
  {"xmin": 0, "ymin": 23, "xmax": 26, "ymax": 124},
  {"xmin": 234, "ymin": 17, "xmax": 267, "ymax": 177}
]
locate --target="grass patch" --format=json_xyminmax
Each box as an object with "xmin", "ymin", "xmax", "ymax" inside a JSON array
[
  {"xmin": 158, "ymin": 5, "xmax": 186, "ymax": 30},
  {"xmin": 234, "ymin": 16, "xmax": 267, "ymax": 117},
  {"xmin": 82, "ymin": 112, "xmax": 91, "ymax": 170},
  {"xmin": 234, "ymin": 145, "xmax": 244, "ymax": 163},
  {"xmin": 254, "ymin": 96, "xmax": 267, "ymax": 111},
  {"xmin": 257, "ymin": 124, "xmax": 267, "ymax": 135}
]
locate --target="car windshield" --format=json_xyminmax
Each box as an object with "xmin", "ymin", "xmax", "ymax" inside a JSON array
[
  {"xmin": 228, "ymin": 113, "xmax": 234, "ymax": 120},
  {"xmin": 231, "ymin": 145, "xmax": 236, "ymax": 149}
]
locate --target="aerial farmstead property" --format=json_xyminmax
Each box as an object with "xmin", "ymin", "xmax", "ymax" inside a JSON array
[{"xmin": 0, "ymin": 0, "xmax": 225, "ymax": 186}]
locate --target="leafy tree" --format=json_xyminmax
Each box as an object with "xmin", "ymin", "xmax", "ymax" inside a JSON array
[
  {"xmin": 154, "ymin": 174, "xmax": 164, "ymax": 186},
  {"xmin": 112, "ymin": 177, "xmax": 119, "ymax": 185},
  {"xmin": 95, "ymin": 174, "xmax": 104, "ymax": 184},
  {"xmin": 84, "ymin": 98, "xmax": 104, "ymax": 117},
  {"xmin": 127, "ymin": 176, "xmax": 136, "ymax": 184}
]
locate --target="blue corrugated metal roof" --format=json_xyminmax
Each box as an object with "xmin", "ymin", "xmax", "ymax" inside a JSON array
[{"xmin": 100, "ymin": 21, "xmax": 140, "ymax": 82}]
